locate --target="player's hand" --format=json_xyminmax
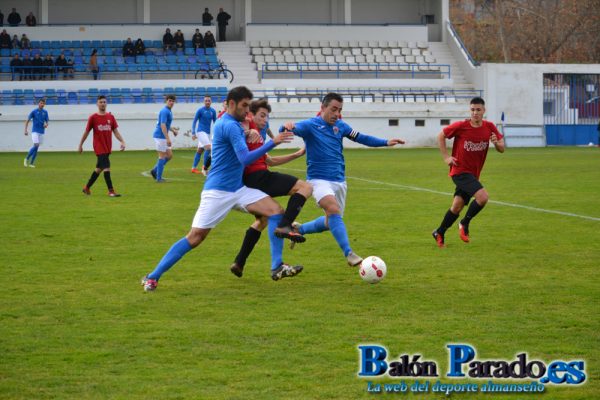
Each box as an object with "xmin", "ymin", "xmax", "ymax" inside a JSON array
[
  {"xmin": 283, "ymin": 121, "xmax": 295, "ymax": 131},
  {"xmin": 24, "ymin": 130, "xmax": 28, "ymax": 136},
  {"xmin": 171, "ymin": 127, "xmax": 179, "ymax": 136},
  {"xmin": 246, "ymin": 129, "xmax": 261, "ymax": 143},
  {"xmin": 120, "ymin": 142, "xmax": 126, "ymax": 151},
  {"xmin": 166, "ymin": 138, "xmax": 172, "ymax": 147},
  {"xmin": 444, "ymin": 156, "xmax": 458, "ymax": 166},
  {"xmin": 78, "ymin": 145, "xmax": 83, "ymax": 154},
  {"xmin": 44, "ymin": 123, "xmax": 48, "ymax": 129},
  {"xmin": 273, "ymin": 130, "xmax": 294, "ymax": 145},
  {"xmin": 490, "ymin": 133, "xmax": 499, "ymax": 144},
  {"xmin": 387, "ymin": 138, "xmax": 405, "ymax": 146},
  {"xmin": 191, "ymin": 134, "xmax": 197, "ymax": 141}
]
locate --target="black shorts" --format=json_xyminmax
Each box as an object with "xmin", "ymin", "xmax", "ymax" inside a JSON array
[
  {"xmin": 96, "ymin": 154, "xmax": 111, "ymax": 170},
  {"xmin": 452, "ymin": 173, "xmax": 483, "ymax": 203},
  {"xmin": 243, "ymin": 170, "xmax": 298, "ymax": 198}
]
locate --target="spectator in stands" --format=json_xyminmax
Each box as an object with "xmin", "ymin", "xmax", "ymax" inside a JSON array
[
  {"xmin": 55, "ymin": 53, "xmax": 67, "ymax": 79},
  {"xmin": 204, "ymin": 31, "xmax": 216, "ymax": 48},
  {"xmin": 163, "ymin": 28, "xmax": 175, "ymax": 53},
  {"xmin": 216, "ymin": 8, "xmax": 231, "ymax": 42},
  {"xmin": 20, "ymin": 34, "xmax": 31, "ymax": 50},
  {"xmin": 10, "ymin": 53, "xmax": 23, "ymax": 81},
  {"xmin": 32, "ymin": 53, "xmax": 43, "ymax": 80},
  {"xmin": 11, "ymin": 34, "xmax": 20, "ymax": 49},
  {"xmin": 66, "ymin": 58, "xmax": 75, "ymax": 79},
  {"xmin": 122, "ymin": 37, "xmax": 135, "ymax": 57},
  {"xmin": 192, "ymin": 29, "xmax": 204, "ymax": 49},
  {"xmin": 0, "ymin": 10, "xmax": 4, "ymax": 26},
  {"xmin": 202, "ymin": 8, "xmax": 213, "ymax": 26},
  {"xmin": 174, "ymin": 29, "xmax": 185, "ymax": 50},
  {"xmin": 134, "ymin": 38, "xmax": 145, "ymax": 56},
  {"xmin": 43, "ymin": 54, "xmax": 54, "ymax": 80},
  {"xmin": 0, "ymin": 29, "xmax": 11, "ymax": 49},
  {"xmin": 7, "ymin": 8, "xmax": 21, "ymax": 26},
  {"xmin": 26, "ymin": 11, "xmax": 36, "ymax": 26},
  {"xmin": 22, "ymin": 54, "xmax": 32, "ymax": 80},
  {"xmin": 89, "ymin": 49, "xmax": 99, "ymax": 80}
]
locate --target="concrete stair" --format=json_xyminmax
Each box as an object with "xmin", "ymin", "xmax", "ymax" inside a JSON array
[
  {"xmin": 427, "ymin": 42, "xmax": 473, "ymax": 88},
  {"xmin": 216, "ymin": 41, "xmax": 259, "ymax": 85}
]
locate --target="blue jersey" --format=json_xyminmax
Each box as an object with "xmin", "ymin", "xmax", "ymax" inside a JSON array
[
  {"xmin": 204, "ymin": 113, "xmax": 275, "ymax": 192},
  {"xmin": 28, "ymin": 108, "xmax": 49, "ymax": 134},
  {"xmin": 288, "ymin": 117, "xmax": 388, "ymax": 182},
  {"xmin": 152, "ymin": 106, "xmax": 173, "ymax": 139},
  {"xmin": 192, "ymin": 106, "xmax": 217, "ymax": 134}
]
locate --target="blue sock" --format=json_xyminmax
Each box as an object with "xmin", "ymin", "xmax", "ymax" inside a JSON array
[
  {"xmin": 147, "ymin": 237, "xmax": 193, "ymax": 280},
  {"xmin": 203, "ymin": 151, "xmax": 211, "ymax": 170},
  {"xmin": 192, "ymin": 152, "xmax": 201, "ymax": 169},
  {"xmin": 156, "ymin": 158, "xmax": 167, "ymax": 180},
  {"xmin": 30, "ymin": 146, "xmax": 39, "ymax": 164},
  {"xmin": 268, "ymin": 214, "xmax": 284, "ymax": 270},
  {"xmin": 26, "ymin": 146, "xmax": 36, "ymax": 161},
  {"xmin": 328, "ymin": 214, "xmax": 352, "ymax": 256},
  {"xmin": 298, "ymin": 216, "xmax": 328, "ymax": 235}
]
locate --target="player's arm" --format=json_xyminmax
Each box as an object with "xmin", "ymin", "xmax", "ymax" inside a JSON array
[
  {"xmin": 346, "ymin": 129, "xmax": 404, "ymax": 147},
  {"xmin": 233, "ymin": 127, "xmax": 293, "ymax": 166},
  {"xmin": 266, "ymin": 147, "xmax": 305, "ymax": 167},
  {"xmin": 112, "ymin": 128, "xmax": 126, "ymax": 151},
  {"xmin": 191, "ymin": 111, "xmax": 200, "ymax": 139},
  {"xmin": 490, "ymin": 125, "xmax": 505, "ymax": 153},
  {"xmin": 161, "ymin": 123, "xmax": 171, "ymax": 146},
  {"xmin": 24, "ymin": 116, "xmax": 31, "ymax": 135},
  {"xmin": 279, "ymin": 120, "xmax": 309, "ymax": 138},
  {"xmin": 266, "ymin": 127, "xmax": 275, "ymax": 140},
  {"xmin": 437, "ymin": 130, "xmax": 457, "ymax": 166},
  {"xmin": 78, "ymin": 128, "xmax": 92, "ymax": 153},
  {"xmin": 44, "ymin": 114, "xmax": 49, "ymax": 128}
]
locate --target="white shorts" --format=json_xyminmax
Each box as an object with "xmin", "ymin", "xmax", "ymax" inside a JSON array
[
  {"xmin": 154, "ymin": 138, "xmax": 171, "ymax": 152},
  {"xmin": 192, "ymin": 186, "xmax": 268, "ymax": 229},
  {"xmin": 308, "ymin": 179, "xmax": 348, "ymax": 216},
  {"xmin": 31, "ymin": 132, "xmax": 44, "ymax": 145},
  {"xmin": 195, "ymin": 131, "xmax": 211, "ymax": 147}
]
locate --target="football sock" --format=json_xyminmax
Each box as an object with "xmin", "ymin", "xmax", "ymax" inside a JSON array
[
  {"xmin": 461, "ymin": 200, "xmax": 484, "ymax": 227},
  {"xmin": 235, "ymin": 227, "xmax": 262, "ymax": 267},
  {"xmin": 203, "ymin": 151, "xmax": 212, "ymax": 170},
  {"xmin": 86, "ymin": 171, "xmax": 100, "ymax": 188},
  {"xmin": 30, "ymin": 146, "xmax": 39, "ymax": 164},
  {"xmin": 156, "ymin": 158, "xmax": 167, "ymax": 180},
  {"xmin": 298, "ymin": 216, "xmax": 328, "ymax": 235},
  {"xmin": 147, "ymin": 237, "xmax": 193, "ymax": 280},
  {"xmin": 267, "ymin": 214, "xmax": 284, "ymax": 271},
  {"xmin": 279, "ymin": 193, "xmax": 307, "ymax": 228},
  {"xmin": 103, "ymin": 171, "xmax": 114, "ymax": 190},
  {"xmin": 438, "ymin": 209, "xmax": 460, "ymax": 234},
  {"xmin": 328, "ymin": 214, "xmax": 352, "ymax": 257},
  {"xmin": 26, "ymin": 146, "xmax": 36, "ymax": 161},
  {"xmin": 192, "ymin": 151, "xmax": 202, "ymax": 169}
]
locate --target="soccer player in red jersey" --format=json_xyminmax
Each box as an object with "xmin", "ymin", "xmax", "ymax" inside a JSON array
[
  {"xmin": 78, "ymin": 95, "xmax": 126, "ymax": 197},
  {"xmin": 432, "ymin": 97, "xmax": 505, "ymax": 247}
]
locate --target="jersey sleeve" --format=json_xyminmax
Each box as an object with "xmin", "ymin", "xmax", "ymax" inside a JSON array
[
  {"xmin": 192, "ymin": 110, "xmax": 201, "ymax": 132},
  {"xmin": 84, "ymin": 115, "xmax": 94, "ymax": 133},
  {"xmin": 44, "ymin": 111, "xmax": 49, "ymax": 122},
  {"xmin": 110, "ymin": 114, "xmax": 119, "ymax": 130},
  {"xmin": 443, "ymin": 120, "xmax": 464, "ymax": 139},
  {"xmin": 28, "ymin": 111, "xmax": 35, "ymax": 121},
  {"xmin": 488, "ymin": 121, "xmax": 503, "ymax": 139},
  {"xmin": 340, "ymin": 121, "xmax": 388, "ymax": 147},
  {"xmin": 211, "ymin": 109, "xmax": 217, "ymax": 122},
  {"xmin": 229, "ymin": 123, "xmax": 276, "ymax": 166},
  {"xmin": 288, "ymin": 119, "xmax": 312, "ymax": 138},
  {"xmin": 159, "ymin": 109, "xmax": 169, "ymax": 125}
]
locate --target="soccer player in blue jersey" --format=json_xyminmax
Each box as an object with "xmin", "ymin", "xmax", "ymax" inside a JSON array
[
  {"xmin": 141, "ymin": 86, "xmax": 301, "ymax": 292},
  {"xmin": 281, "ymin": 92, "xmax": 405, "ymax": 266},
  {"xmin": 23, "ymin": 98, "xmax": 49, "ymax": 168},
  {"xmin": 191, "ymin": 95, "xmax": 217, "ymax": 176},
  {"xmin": 150, "ymin": 95, "xmax": 179, "ymax": 182}
]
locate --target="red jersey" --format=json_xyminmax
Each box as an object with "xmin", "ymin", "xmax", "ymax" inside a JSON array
[
  {"xmin": 443, "ymin": 119, "xmax": 502, "ymax": 179},
  {"xmin": 217, "ymin": 110, "xmax": 227, "ymax": 119},
  {"xmin": 244, "ymin": 119, "xmax": 268, "ymax": 176},
  {"xmin": 85, "ymin": 113, "xmax": 118, "ymax": 155}
]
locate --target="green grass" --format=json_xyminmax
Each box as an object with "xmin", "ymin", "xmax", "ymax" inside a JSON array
[{"xmin": 1, "ymin": 147, "xmax": 599, "ymax": 399}]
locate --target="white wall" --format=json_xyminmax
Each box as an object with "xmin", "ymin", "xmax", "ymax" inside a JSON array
[
  {"xmin": 0, "ymin": 101, "xmax": 470, "ymax": 151},
  {"xmin": 246, "ymin": 24, "xmax": 428, "ymax": 42},
  {"xmin": 48, "ymin": 0, "xmax": 139, "ymax": 24},
  {"xmin": 251, "ymin": 0, "xmax": 342, "ymax": 24}
]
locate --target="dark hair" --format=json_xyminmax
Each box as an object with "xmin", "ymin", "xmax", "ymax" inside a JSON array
[
  {"xmin": 165, "ymin": 94, "xmax": 177, "ymax": 101},
  {"xmin": 226, "ymin": 86, "xmax": 253, "ymax": 104},
  {"xmin": 250, "ymin": 98, "xmax": 271, "ymax": 114},
  {"xmin": 204, "ymin": 95, "xmax": 212, "ymax": 99},
  {"xmin": 470, "ymin": 97, "xmax": 485, "ymax": 105},
  {"xmin": 97, "ymin": 95, "xmax": 107, "ymax": 101},
  {"xmin": 322, "ymin": 92, "xmax": 343, "ymax": 107},
  {"xmin": 91, "ymin": 49, "xmax": 97, "ymax": 55}
]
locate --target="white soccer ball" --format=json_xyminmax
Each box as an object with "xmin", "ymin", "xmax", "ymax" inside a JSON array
[{"xmin": 359, "ymin": 256, "xmax": 387, "ymax": 284}]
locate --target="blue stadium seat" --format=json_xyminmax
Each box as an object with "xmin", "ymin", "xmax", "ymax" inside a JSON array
[
  {"xmin": 105, "ymin": 65, "xmax": 117, "ymax": 72},
  {"xmin": 67, "ymin": 91, "xmax": 78, "ymax": 104},
  {"xmin": 136, "ymin": 55, "xmax": 146, "ymax": 63},
  {"xmin": 184, "ymin": 48, "xmax": 195, "ymax": 56},
  {"xmin": 152, "ymin": 40, "xmax": 162, "ymax": 49},
  {"xmin": 102, "ymin": 40, "xmax": 112, "ymax": 49},
  {"xmin": 143, "ymin": 40, "xmax": 152, "ymax": 49},
  {"xmin": 0, "ymin": 49, "xmax": 10, "ymax": 57},
  {"xmin": 78, "ymin": 89, "xmax": 89, "ymax": 103},
  {"xmin": 34, "ymin": 89, "xmax": 44, "ymax": 99},
  {"xmin": 30, "ymin": 41, "xmax": 41, "ymax": 48},
  {"xmin": 117, "ymin": 65, "xmax": 127, "ymax": 72},
  {"xmin": 131, "ymin": 88, "xmax": 143, "ymax": 103},
  {"xmin": 205, "ymin": 48, "xmax": 216, "ymax": 55},
  {"xmin": 121, "ymin": 88, "xmax": 133, "ymax": 103},
  {"xmin": 91, "ymin": 40, "xmax": 101, "ymax": 48},
  {"xmin": 41, "ymin": 41, "xmax": 50, "ymax": 49},
  {"xmin": 82, "ymin": 41, "xmax": 92, "ymax": 48},
  {"xmin": 57, "ymin": 90, "xmax": 68, "ymax": 104},
  {"xmin": 72, "ymin": 40, "xmax": 81, "ymax": 48},
  {"xmin": 10, "ymin": 48, "xmax": 19, "ymax": 56},
  {"xmin": 125, "ymin": 56, "xmax": 136, "ymax": 64},
  {"xmin": 64, "ymin": 49, "xmax": 73, "ymax": 57},
  {"xmin": 185, "ymin": 40, "xmax": 192, "ymax": 48},
  {"xmin": 62, "ymin": 40, "xmax": 72, "ymax": 48},
  {"xmin": 195, "ymin": 48, "xmax": 205, "ymax": 56},
  {"xmin": 51, "ymin": 49, "xmax": 61, "ymax": 57},
  {"xmin": 127, "ymin": 65, "xmax": 137, "ymax": 72},
  {"xmin": 50, "ymin": 41, "xmax": 61, "ymax": 49},
  {"xmin": 1, "ymin": 90, "xmax": 15, "ymax": 105},
  {"xmin": 82, "ymin": 48, "xmax": 92, "ymax": 56},
  {"xmin": 146, "ymin": 55, "xmax": 156, "ymax": 63},
  {"xmin": 105, "ymin": 56, "xmax": 114, "ymax": 64}
]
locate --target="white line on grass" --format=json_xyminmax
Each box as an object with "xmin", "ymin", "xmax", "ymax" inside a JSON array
[{"xmin": 279, "ymin": 167, "xmax": 600, "ymax": 222}]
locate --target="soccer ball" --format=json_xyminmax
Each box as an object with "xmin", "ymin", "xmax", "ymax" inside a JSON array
[{"xmin": 359, "ymin": 256, "xmax": 387, "ymax": 284}]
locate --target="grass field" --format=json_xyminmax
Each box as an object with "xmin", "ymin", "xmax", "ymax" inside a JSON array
[{"xmin": 1, "ymin": 147, "xmax": 599, "ymax": 399}]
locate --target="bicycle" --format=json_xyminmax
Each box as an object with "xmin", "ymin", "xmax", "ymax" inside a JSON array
[{"xmin": 195, "ymin": 61, "xmax": 234, "ymax": 83}]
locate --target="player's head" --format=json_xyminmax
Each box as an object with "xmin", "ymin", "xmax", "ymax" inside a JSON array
[
  {"xmin": 226, "ymin": 86, "xmax": 253, "ymax": 122},
  {"xmin": 470, "ymin": 97, "xmax": 485, "ymax": 123},
  {"xmin": 97, "ymin": 95, "xmax": 107, "ymax": 112},
  {"xmin": 204, "ymin": 95, "xmax": 212, "ymax": 107},
  {"xmin": 37, "ymin": 98, "xmax": 46, "ymax": 108},
  {"xmin": 320, "ymin": 92, "xmax": 343, "ymax": 125},
  {"xmin": 250, "ymin": 98, "xmax": 271, "ymax": 130},
  {"xmin": 165, "ymin": 94, "xmax": 176, "ymax": 108}
]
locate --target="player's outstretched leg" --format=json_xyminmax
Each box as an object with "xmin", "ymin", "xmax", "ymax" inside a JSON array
[
  {"xmin": 29, "ymin": 145, "xmax": 40, "ymax": 167},
  {"xmin": 103, "ymin": 171, "xmax": 121, "ymax": 197},
  {"xmin": 433, "ymin": 209, "xmax": 459, "ymax": 247},
  {"xmin": 297, "ymin": 216, "xmax": 328, "ymax": 235},
  {"xmin": 275, "ymin": 183, "xmax": 310, "ymax": 242},
  {"xmin": 83, "ymin": 169, "xmax": 100, "ymax": 195},
  {"xmin": 142, "ymin": 237, "xmax": 193, "ymax": 292},
  {"xmin": 459, "ymin": 198, "xmax": 486, "ymax": 242},
  {"xmin": 268, "ymin": 214, "xmax": 302, "ymax": 280},
  {"xmin": 202, "ymin": 151, "xmax": 211, "ymax": 176},
  {"xmin": 327, "ymin": 214, "xmax": 362, "ymax": 266},
  {"xmin": 191, "ymin": 149, "xmax": 203, "ymax": 173},
  {"xmin": 231, "ymin": 226, "xmax": 262, "ymax": 277}
]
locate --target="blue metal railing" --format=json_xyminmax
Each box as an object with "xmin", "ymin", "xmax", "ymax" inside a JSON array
[
  {"xmin": 446, "ymin": 20, "xmax": 479, "ymax": 67},
  {"xmin": 260, "ymin": 63, "xmax": 451, "ymax": 80}
]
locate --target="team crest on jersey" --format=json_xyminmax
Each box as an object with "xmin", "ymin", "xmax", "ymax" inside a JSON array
[{"xmin": 333, "ymin": 126, "xmax": 339, "ymax": 135}]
